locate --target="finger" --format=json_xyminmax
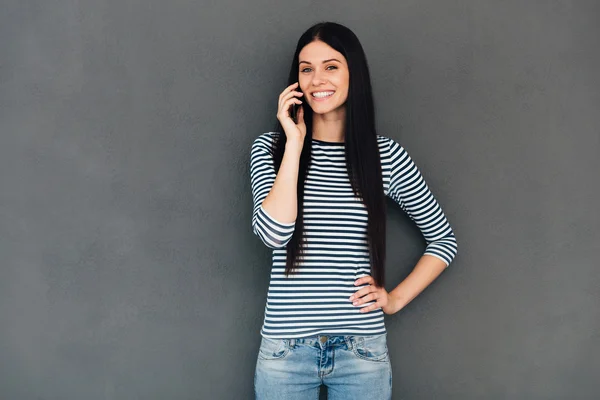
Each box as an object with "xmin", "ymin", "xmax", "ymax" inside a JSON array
[
  {"xmin": 350, "ymin": 289, "xmax": 376, "ymax": 303},
  {"xmin": 279, "ymin": 90, "xmax": 303, "ymax": 105},
  {"xmin": 349, "ymin": 284, "xmax": 377, "ymax": 301},
  {"xmin": 278, "ymin": 91, "xmax": 304, "ymax": 113},
  {"xmin": 355, "ymin": 276, "xmax": 374, "ymax": 286},
  {"xmin": 360, "ymin": 303, "xmax": 380, "ymax": 313},
  {"xmin": 278, "ymin": 82, "xmax": 299, "ymax": 102},
  {"xmin": 353, "ymin": 292, "xmax": 378, "ymax": 305},
  {"xmin": 278, "ymin": 98, "xmax": 303, "ymax": 119},
  {"xmin": 284, "ymin": 98, "xmax": 303, "ymax": 113},
  {"xmin": 296, "ymin": 104, "xmax": 304, "ymax": 124},
  {"xmin": 349, "ymin": 288, "xmax": 365, "ymax": 302}
]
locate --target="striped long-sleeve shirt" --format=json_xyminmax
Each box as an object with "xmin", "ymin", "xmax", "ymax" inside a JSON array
[{"xmin": 250, "ymin": 132, "xmax": 458, "ymax": 339}]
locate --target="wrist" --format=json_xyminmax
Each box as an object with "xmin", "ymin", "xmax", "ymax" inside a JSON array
[
  {"xmin": 285, "ymin": 140, "xmax": 304, "ymax": 155},
  {"xmin": 389, "ymin": 291, "xmax": 406, "ymax": 314}
]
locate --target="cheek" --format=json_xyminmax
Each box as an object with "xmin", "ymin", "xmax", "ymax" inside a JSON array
[
  {"xmin": 298, "ymin": 77, "xmax": 309, "ymax": 92},
  {"xmin": 337, "ymin": 86, "xmax": 349, "ymax": 103},
  {"xmin": 335, "ymin": 75, "xmax": 350, "ymax": 98}
]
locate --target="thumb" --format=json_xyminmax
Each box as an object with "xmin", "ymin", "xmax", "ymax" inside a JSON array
[{"xmin": 297, "ymin": 104, "xmax": 304, "ymax": 124}]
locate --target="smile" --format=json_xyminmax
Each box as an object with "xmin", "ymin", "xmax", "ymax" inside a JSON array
[{"xmin": 311, "ymin": 91, "xmax": 335, "ymax": 101}]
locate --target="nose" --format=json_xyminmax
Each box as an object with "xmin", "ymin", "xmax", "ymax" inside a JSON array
[{"xmin": 311, "ymin": 70, "xmax": 327, "ymax": 86}]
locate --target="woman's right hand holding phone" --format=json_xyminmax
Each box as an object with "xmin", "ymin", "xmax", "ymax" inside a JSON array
[
  {"xmin": 260, "ymin": 82, "xmax": 305, "ymax": 223},
  {"xmin": 276, "ymin": 82, "xmax": 306, "ymax": 146}
]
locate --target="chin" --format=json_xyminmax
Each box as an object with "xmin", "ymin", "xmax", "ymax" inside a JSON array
[{"xmin": 311, "ymin": 103, "xmax": 345, "ymax": 115}]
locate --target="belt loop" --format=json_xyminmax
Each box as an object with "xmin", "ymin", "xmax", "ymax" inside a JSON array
[
  {"xmin": 344, "ymin": 335, "xmax": 353, "ymax": 351},
  {"xmin": 289, "ymin": 338, "xmax": 296, "ymax": 349}
]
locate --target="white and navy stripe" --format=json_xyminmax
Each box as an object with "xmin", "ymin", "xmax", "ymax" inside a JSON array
[{"xmin": 250, "ymin": 132, "xmax": 458, "ymax": 339}]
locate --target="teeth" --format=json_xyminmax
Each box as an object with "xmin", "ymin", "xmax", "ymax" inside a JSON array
[{"xmin": 312, "ymin": 91, "xmax": 334, "ymax": 98}]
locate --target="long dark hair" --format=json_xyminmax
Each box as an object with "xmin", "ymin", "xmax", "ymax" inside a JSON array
[{"xmin": 272, "ymin": 22, "xmax": 387, "ymax": 287}]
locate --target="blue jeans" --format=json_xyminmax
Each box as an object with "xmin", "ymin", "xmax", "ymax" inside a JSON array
[{"xmin": 254, "ymin": 333, "xmax": 392, "ymax": 399}]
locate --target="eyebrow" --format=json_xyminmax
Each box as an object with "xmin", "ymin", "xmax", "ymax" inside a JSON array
[{"xmin": 299, "ymin": 58, "xmax": 341, "ymax": 65}]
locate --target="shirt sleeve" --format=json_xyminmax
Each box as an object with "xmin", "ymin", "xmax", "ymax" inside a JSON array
[
  {"xmin": 250, "ymin": 133, "xmax": 296, "ymax": 249},
  {"xmin": 385, "ymin": 138, "xmax": 458, "ymax": 267}
]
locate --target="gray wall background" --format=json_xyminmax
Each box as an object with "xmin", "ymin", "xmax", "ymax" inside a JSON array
[{"xmin": 1, "ymin": 0, "xmax": 598, "ymax": 399}]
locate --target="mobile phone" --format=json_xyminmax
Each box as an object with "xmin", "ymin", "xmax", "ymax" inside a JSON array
[
  {"xmin": 291, "ymin": 103, "xmax": 298, "ymax": 123},
  {"xmin": 291, "ymin": 89, "xmax": 302, "ymax": 123}
]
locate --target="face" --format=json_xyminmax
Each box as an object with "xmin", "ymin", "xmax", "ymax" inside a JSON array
[{"xmin": 298, "ymin": 40, "xmax": 350, "ymax": 116}]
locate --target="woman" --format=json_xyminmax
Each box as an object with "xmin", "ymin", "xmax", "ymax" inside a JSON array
[{"xmin": 250, "ymin": 22, "xmax": 458, "ymax": 399}]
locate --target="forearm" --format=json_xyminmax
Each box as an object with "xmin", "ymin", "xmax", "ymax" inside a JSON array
[
  {"xmin": 261, "ymin": 140, "xmax": 303, "ymax": 223},
  {"xmin": 388, "ymin": 255, "xmax": 447, "ymax": 314}
]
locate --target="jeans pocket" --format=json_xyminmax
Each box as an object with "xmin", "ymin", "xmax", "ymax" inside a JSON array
[
  {"xmin": 257, "ymin": 337, "xmax": 290, "ymax": 361},
  {"xmin": 351, "ymin": 333, "xmax": 389, "ymax": 362}
]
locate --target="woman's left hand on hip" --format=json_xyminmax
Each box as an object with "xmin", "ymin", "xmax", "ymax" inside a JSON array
[{"xmin": 349, "ymin": 276, "xmax": 398, "ymax": 315}]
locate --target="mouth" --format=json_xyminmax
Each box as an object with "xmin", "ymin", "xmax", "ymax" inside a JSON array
[{"xmin": 311, "ymin": 91, "xmax": 335, "ymax": 102}]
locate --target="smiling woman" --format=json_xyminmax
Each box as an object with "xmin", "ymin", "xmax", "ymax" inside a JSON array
[
  {"xmin": 297, "ymin": 44, "xmax": 349, "ymax": 128},
  {"xmin": 250, "ymin": 21, "xmax": 458, "ymax": 400}
]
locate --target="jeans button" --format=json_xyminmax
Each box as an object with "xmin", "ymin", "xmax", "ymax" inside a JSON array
[{"xmin": 320, "ymin": 336, "xmax": 328, "ymax": 343}]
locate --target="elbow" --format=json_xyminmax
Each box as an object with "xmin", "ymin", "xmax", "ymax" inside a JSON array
[
  {"xmin": 446, "ymin": 233, "xmax": 458, "ymax": 266},
  {"xmin": 252, "ymin": 223, "xmax": 294, "ymax": 249},
  {"xmin": 426, "ymin": 232, "xmax": 458, "ymax": 267},
  {"xmin": 265, "ymin": 237, "xmax": 293, "ymax": 250},
  {"xmin": 251, "ymin": 208, "xmax": 295, "ymax": 249}
]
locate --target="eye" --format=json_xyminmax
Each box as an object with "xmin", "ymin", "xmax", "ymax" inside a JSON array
[{"xmin": 300, "ymin": 65, "xmax": 338, "ymax": 73}]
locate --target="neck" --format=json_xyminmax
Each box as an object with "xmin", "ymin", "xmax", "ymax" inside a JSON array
[{"xmin": 312, "ymin": 106, "xmax": 346, "ymax": 143}]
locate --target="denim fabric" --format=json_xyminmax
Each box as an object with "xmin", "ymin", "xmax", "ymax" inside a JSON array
[{"xmin": 254, "ymin": 333, "xmax": 392, "ymax": 400}]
